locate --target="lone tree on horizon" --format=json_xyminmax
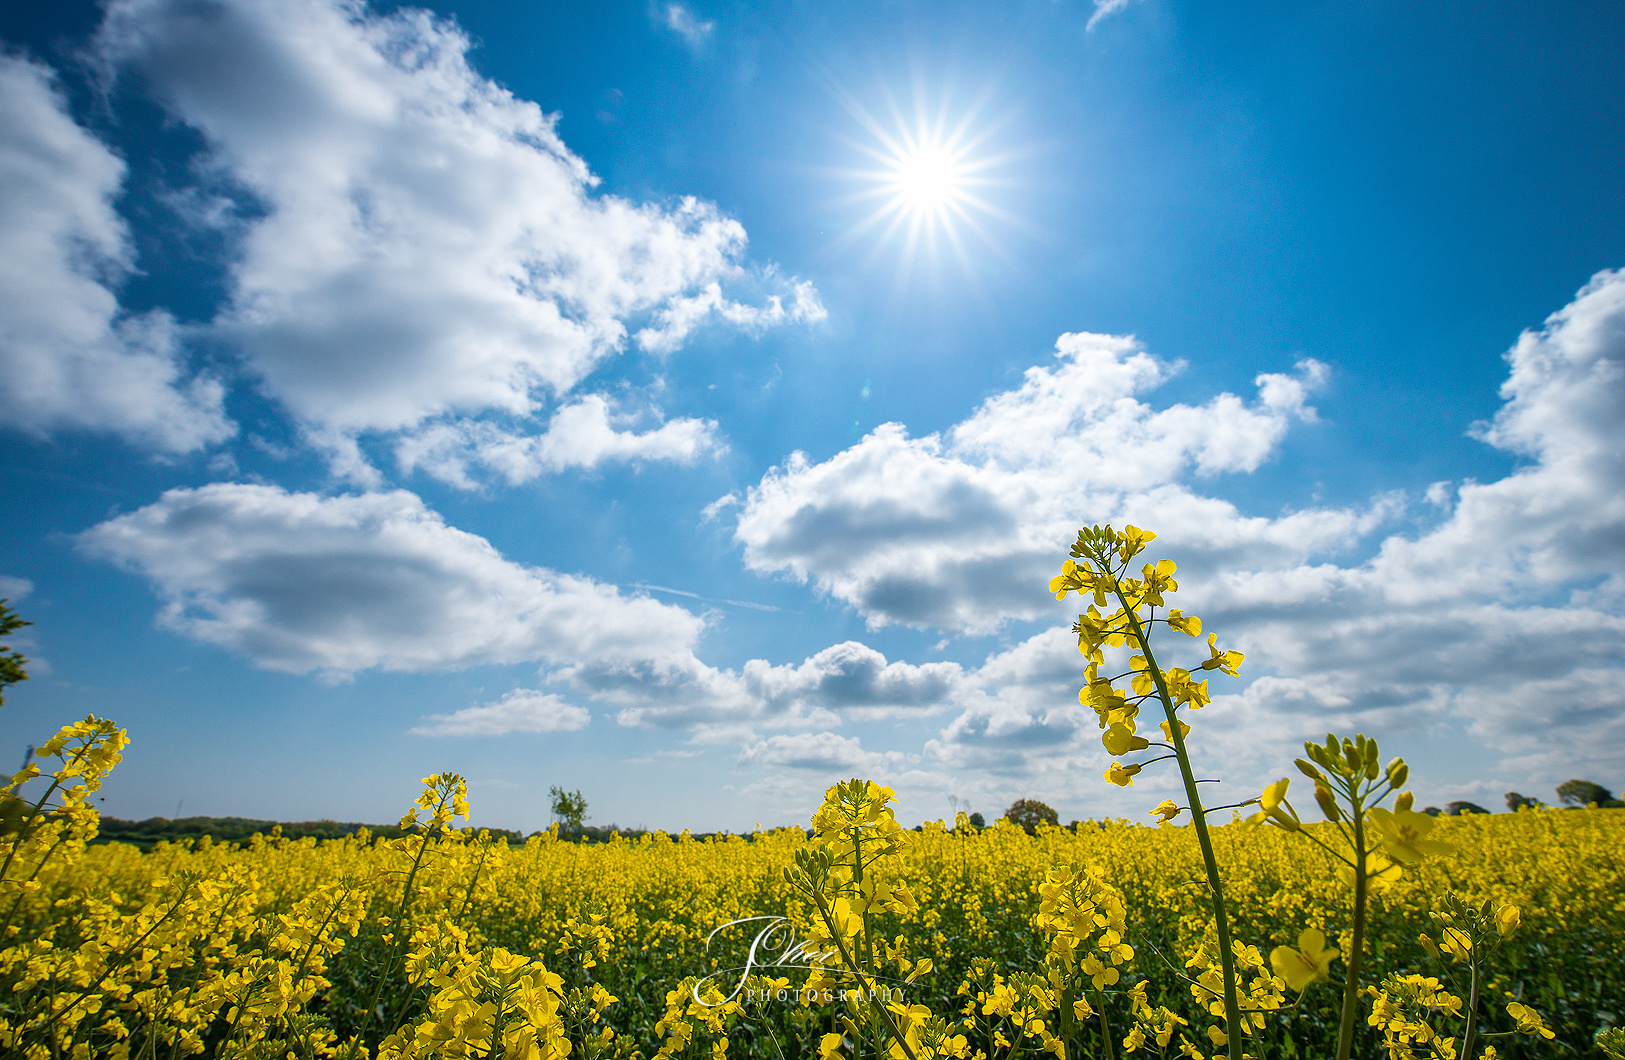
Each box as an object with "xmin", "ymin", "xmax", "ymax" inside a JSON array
[
  {"xmin": 1004, "ymin": 798, "xmax": 1059, "ymax": 835},
  {"xmin": 1556, "ymin": 779, "xmax": 1618, "ymax": 807},
  {"xmin": 549, "ymin": 785, "xmax": 588, "ymax": 834}
]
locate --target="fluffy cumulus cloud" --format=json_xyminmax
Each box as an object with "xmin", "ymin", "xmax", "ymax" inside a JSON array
[
  {"xmin": 729, "ymin": 274, "xmax": 1625, "ymax": 811},
  {"xmin": 734, "ymin": 332, "xmax": 1332, "ymax": 633},
  {"xmin": 76, "ymin": 483, "xmax": 706, "ymax": 680},
  {"xmin": 90, "ymin": 0, "xmax": 819, "ymax": 479},
  {"xmin": 576, "ymin": 639, "xmax": 963, "ymax": 731},
  {"xmin": 393, "ymin": 395, "xmax": 722, "ymax": 489},
  {"xmin": 412, "ymin": 688, "xmax": 590, "ymax": 737},
  {"xmin": 0, "ymin": 55, "xmax": 231, "ymax": 452}
]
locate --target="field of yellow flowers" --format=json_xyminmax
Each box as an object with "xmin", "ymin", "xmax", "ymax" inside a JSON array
[{"xmin": 2, "ymin": 715, "xmax": 1622, "ymax": 1060}]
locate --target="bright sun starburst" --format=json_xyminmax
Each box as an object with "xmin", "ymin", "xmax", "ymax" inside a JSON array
[{"xmin": 828, "ymin": 85, "xmax": 1019, "ymax": 280}]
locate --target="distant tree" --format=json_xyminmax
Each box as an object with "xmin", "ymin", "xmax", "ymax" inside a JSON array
[
  {"xmin": 1556, "ymin": 779, "xmax": 1617, "ymax": 807},
  {"xmin": 1505, "ymin": 791, "xmax": 1543, "ymax": 812},
  {"xmin": 1446, "ymin": 800, "xmax": 1489, "ymax": 816},
  {"xmin": 549, "ymin": 785, "xmax": 589, "ymax": 833},
  {"xmin": 967, "ymin": 812, "xmax": 986, "ymax": 830},
  {"xmin": 1004, "ymin": 798, "xmax": 1059, "ymax": 835},
  {"xmin": 0, "ymin": 600, "xmax": 31, "ymax": 708},
  {"xmin": 1421, "ymin": 806, "xmax": 1442, "ymax": 817}
]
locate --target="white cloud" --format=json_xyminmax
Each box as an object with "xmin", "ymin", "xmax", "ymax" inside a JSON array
[
  {"xmin": 92, "ymin": 0, "xmax": 816, "ymax": 477},
  {"xmin": 0, "ymin": 54, "xmax": 232, "ymax": 453},
  {"xmin": 76, "ymin": 483, "xmax": 706, "ymax": 680},
  {"xmin": 738, "ymin": 732, "xmax": 911, "ymax": 773},
  {"xmin": 412, "ymin": 688, "xmax": 590, "ymax": 737},
  {"xmin": 636, "ymin": 280, "xmax": 825, "ymax": 354},
  {"xmin": 585, "ymin": 639, "xmax": 963, "ymax": 731},
  {"xmin": 724, "ymin": 273, "xmax": 1625, "ymax": 811},
  {"xmin": 1086, "ymin": 0, "xmax": 1136, "ymax": 32},
  {"xmin": 660, "ymin": 4, "xmax": 716, "ymax": 48},
  {"xmin": 0, "ymin": 576, "xmax": 33, "ymax": 602},
  {"xmin": 394, "ymin": 394, "xmax": 722, "ymax": 489},
  {"xmin": 733, "ymin": 332, "xmax": 1333, "ymax": 632}
]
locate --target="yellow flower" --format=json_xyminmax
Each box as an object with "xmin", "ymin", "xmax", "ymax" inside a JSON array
[
  {"xmin": 1166, "ymin": 609, "xmax": 1202, "ymax": 636},
  {"xmin": 1104, "ymin": 762, "xmax": 1142, "ymax": 787},
  {"xmin": 1103, "ymin": 723, "xmax": 1150, "ymax": 757},
  {"xmin": 1505, "ymin": 1002, "xmax": 1555, "ymax": 1039},
  {"xmin": 1244, "ymin": 779, "xmax": 1300, "ymax": 831},
  {"xmin": 1367, "ymin": 807, "xmax": 1457, "ymax": 865},
  {"xmin": 1160, "ymin": 719, "xmax": 1191, "ymax": 742},
  {"xmin": 1150, "ymin": 800, "xmax": 1182, "ymax": 823},
  {"xmin": 1495, "ymin": 904, "xmax": 1520, "ymax": 937},
  {"xmin": 1439, "ymin": 927, "xmax": 1472, "ymax": 963},
  {"xmin": 1269, "ymin": 929, "xmax": 1340, "ymax": 992},
  {"xmin": 1117, "ymin": 524, "xmax": 1156, "ymax": 559},
  {"xmin": 1198, "ymin": 633, "xmax": 1244, "ymax": 675}
]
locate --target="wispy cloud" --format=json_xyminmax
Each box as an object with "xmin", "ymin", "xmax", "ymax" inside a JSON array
[
  {"xmin": 661, "ymin": 3, "xmax": 715, "ymax": 48},
  {"xmin": 1086, "ymin": 0, "xmax": 1136, "ymax": 32},
  {"xmin": 413, "ymin": 689, "xmax": 590, "ymax": 737}
]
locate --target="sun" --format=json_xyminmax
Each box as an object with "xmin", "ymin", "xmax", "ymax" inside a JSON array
[
  {"xmin": 888, "ymin": 142, "xmax": 968, "ymax": 216},
  {"xmin": 828, "ymin": 86, "xmax": 1017, "ymax": 279}
]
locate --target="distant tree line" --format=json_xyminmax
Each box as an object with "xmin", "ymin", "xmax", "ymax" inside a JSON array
[{"xmin": 93, "ymin": 816, "xmax": 527, "ymax": 850}]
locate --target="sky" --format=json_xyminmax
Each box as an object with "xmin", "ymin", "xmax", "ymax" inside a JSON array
[{"xmin": 2, "ymin": 0, "xmax": 1623, "ymax": 834}]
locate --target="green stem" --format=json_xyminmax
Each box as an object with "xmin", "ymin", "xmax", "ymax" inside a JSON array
[
  {"xmin": 1111, "ymin": 576, "xmax": 1244, "ymax": 1060},
  {"xmin": 807, "ymin": 887, "xmax": 918, "ymax": 1060},
  {"xmin": 1096, "ymin": 987, "xmax": 1116, "ymax": 1060},
  {"xmin": 1460, "ymin": 944, "xmax": 1481, "ymax": 1060},
  {"xmin": 1333, "ymin": 809, "xmax": 1368, "ymax": 1060}
]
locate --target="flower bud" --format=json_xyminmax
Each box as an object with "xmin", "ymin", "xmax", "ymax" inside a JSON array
[
  {"xmin": 1314, "ymin": 784, "xmax": 1342, "ymax": 822},
  {"xmin": 1395, "ymin": 791, "xmax": 1414, "ymax": 813},
  {"xmin": 1419, "ymin": 933, "xmax": 1440, "ymax": 959},
  {"xmin": 1387, "ymin": 759, "xmax": 1408, "ymax": 788},
  {"xmin": 1295, "ymin": 758, "xmax": 1325, "ymax": 782}
]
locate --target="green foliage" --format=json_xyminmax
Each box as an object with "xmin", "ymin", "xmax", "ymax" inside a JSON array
[
  {"xmin": 1505, "ymin": 791, "xmax": 1543, "ymax": 812},
  {"xmin": 1558, "ymin": 778, "xmax": 1620, "ymax": 807},
  {"xmin": 93, "ymin": 815, "xmax": 526, "ymax": 849},
  {"xmin": 549, "ymin": 785, "xmax": 589, "ymax": 833},
  {"xmin": 1446, "ymin": 800, "xmax": 1490, "ymax": 816},
  {"xmin": 1002, "ymin": 798, "xmax": 1058, "ymax": 835},
  {"xmin": 0, "ymin": 599, "xmax": 30, "ymax": 707}
]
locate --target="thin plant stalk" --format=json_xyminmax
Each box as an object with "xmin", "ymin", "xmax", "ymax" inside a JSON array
[
  {"xmin": 1335, "ymin": 810, "xmax": 1368, "ymax": 1060},
  {"xmin": 1107, "ymin": 572, "xmax": 1245, "ymax": 1060}
]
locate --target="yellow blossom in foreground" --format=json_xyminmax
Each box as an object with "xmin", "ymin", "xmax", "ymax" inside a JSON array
[
  {"xmin": 1505, "ymin": 1002, "xmax": 1555, "ymax": 1039},
  {"xmin": 1269, "ymin": 929, "xmax": 1340, "ymax": 992},
  {"xmin": 1367, "ymin": 806, "xmax": 1457, "ymax": 865},
  {"xmin": 1104, "ymin": 762, "xmax": 1142, "ymax": 786},
  {"xmin": 1150, "ymin": 800, "xmax": 1182, "ymax": 824}
]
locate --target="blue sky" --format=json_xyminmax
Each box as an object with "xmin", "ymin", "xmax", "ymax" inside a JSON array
[{"xmin": 2, "ymin": 0, "xmax": 1622, "ymax": 832}]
